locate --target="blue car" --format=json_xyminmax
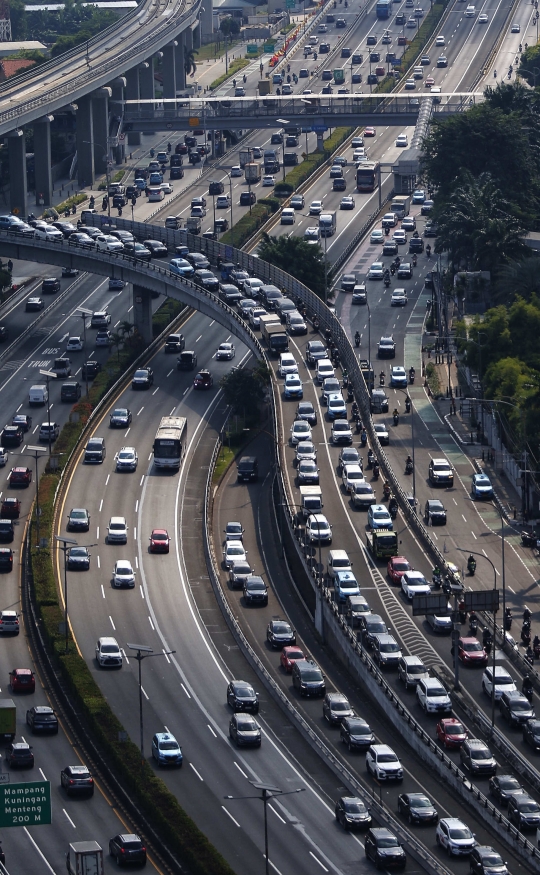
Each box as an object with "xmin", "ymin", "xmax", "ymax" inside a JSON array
[
  {"xmin": 334, "ymin": 571, "xmax": 361, "ymax": 603},
  {"xmin": 151, "ymin": 732, "xmax": 183, "ymax": 767},
  {"xmin": 169, "ymin": 258, "xmax": 195, "ymax": 278},
  {"xmin": 471, "ymin": 473, "xmax": 493, "ymax": 499},
  {"xmin": 368, "ymin": 504, "xmax": 394, "ymax": 531}
]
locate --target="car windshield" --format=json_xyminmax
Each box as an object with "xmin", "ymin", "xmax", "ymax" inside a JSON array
[
  {"xmin": 248, "ymin": 581, "xmax": 266, "ymax": 591},
  {"xmin": 102, "ymin": 644, "xmax": 119, "ymax": 653},
  {"xmin": 377, "ymin": 837, "xmax": 399, "ymax": 848},
  {"xmin": 113, "ymin": 409, "xmax": 128, "ymax": 417},
  {"xmin": 471, "ymin": 748, "xmax": 492, "ymax": 760},
  {"xmin": 273, "ymin": 623, "xmax": 291, "ymax": 634},
  {"xmin": 518, "ymin": 800, "xmax": 539, "ymax": 813},
  {"xmin": 134, "ymin": 370, "xmax": 148, "ymax": 378},
  {"xmin": 367, "ymin": 621, "xmax": 385, "ymax": 633},
  {"xmin": 511, "ymin": 701, "xmax": 531, "ymax": 711},
  {"xmin": 373, "ymin": 511, "xmax": 389, "ymax": 520},
  {"xmin": 378, "ymin": 753, "xmax": 398, "ymax": 763},
  {"xmin": 410, "ymin": 797, "xmax": 431, "ymax": 808},
  {"xmin": 159, "ymin": 740, "xmax": 179, "ymax": 750},
  {"xmin": 350, "ymin": 722, "xmax": 370, "ymax": 735},
  {"xmin": 380, "ymin": 642, "xmax": 400, "ymax": 653},
  {"xmin": 332, "ymin": 701, "xmax": 350, "ymax": 711},
  {"xmin": 334, "ymin": 423, "xmax": 349, "ymax": 432},
  {"xmin": 449, "ymin": 827, "xmax": 472, "ymax": 839},
  {"xmin": 228, "ymin": 546, "xmax": 244, "ymax": 556},
  {"xmin": 302, "ymin": 669, "xmax": 322, "ymax": 681},
  {"xmin": 237, "ymin": 719, "xmax": 257, "ymax": 730},
  {"xmin": 71, "ymin": 511, "xmax": 86, "ymax": 519},
  {"xmin": 462, "ymin": 641, "xmax": 483, "ymax": 652},
  {"xmin": 110, "ymin": 523, "xmax": 125, "ymax": 531},
  {"xmin": 498, "ymin": 776, "xmax": 521, "ymax": 789},
  {"xmin": 481, "ymin": 854, "xmax": 503, "ymax": 866},
  {"xmin": 118, "ymin": 451, "xmax": 133, "ymax": 459},
  {"xmin": 393, "ymin": 561, "xmax": 409, "ymax": 572},
  {"xmin": 70, "ymin": 548, "xmax": 87, "ymax": 557},
  {"xmin": 427, "ymin": 686, "xmax": 446, "ymax": 697},
  {"xmin": 116, "ymin": 567, "xmax": 132, "ymax": 576},
  {"xmin": 227, "ymin": 524, "xmax": 242, "ymax": 533},
  {"xmin": 344, "ymin": 801, "xmax": 365, "ymax": 813}
]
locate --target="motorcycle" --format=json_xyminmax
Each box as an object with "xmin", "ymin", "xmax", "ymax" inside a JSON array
[
  {"xmin": 372, "ymin": 463, "xmax": 380, "ymax": 480},
  {"xmin": 524, "ymin": 607, "xmax": 532, "ymax": 623},
  {"xmin": 432, "ymin": 571, "xmax": 442, "ymax": 589},
  {"xmin": 351, "ymin": 402, "xmax": 359, "ymax": 419},
  {"xmin": 384, "ymin": 276, "xmax": 391, "ymax": 287},
  {"xmin": 355, "ymin": 415, "xmax": 363, "ymax": 433},
  {"xmin": 389, "ymin": 502, "xmax": 398, "ymax": 520},
  {"xmin": 379, "ymin": 373, "xmax": 385, "ymax": 387},
  {"xmin": 150, "ymin": 148, "xmax": 155, "ymax": 157},
  {"xmin": 405, "ymin": 397, "xmax": 411, "ymax": 413},
  {"xmin": 409, "ymin": 368, "xmax": 415, "ymax": 384},
  {"xmin": 167, "ymin": 142, "xmax": 172, "ymax": 152},
  {"xmin": 383, "ymin": 482, "xmax": 391, "ymax": 501},
  {"xmin": 412, "ymin": 254, "xmax": 417, "ymax": 267},
  {"xmin": 367, "ymin": 449, "xmax": 375, "ymax": 468},
  {"xmin": 405, "ymin": 458, "xmax": 413, "ymax": 475},
  {"xmin": 426, "ymin": 245, "xmax": 431, "ymax": 258},
  {"xmin": 354, "ymin": 332, "xmax": 361, "ymax": 348},
  {"xmin": 312, "ymin": 315, "xmax": 320, "ymax": 332},
  {"xmin": 390, "ymin": 264, "xmax": 396, "ymax": 276},
  {"xmin": 467, "ymin": 556, "xmax": 476, "ymax": 576},
  {"xmin": 347, "ymin": 387, "xmax": 354, "ymax": 404},
  {"xmin": 533, "ymin": 636, "xmax": 540, "ymax": 659},
  {"xmin": 523, "ymin": 677, "xmax": 534, "ymax": 702},
  {"xmin": 521, "ymin": 623, "xmax": 532, "ymax": 647},
  {"xmin": 469, "ymin": 615, "xmax": 478, "ymax": 637},
  {"xmin": 384, "ymin": 225, "xmax": 390, "ymax": 236},
  {"xmin": 526, "ymin": 646, "xmax": 535, "ymax": 667},
  {"xmin": 393, "ymin": 412, "xmax": 399, "ymax": 426},
  {"xmin": 360, "ymin": 430, "xmax": 367, "ymax": 447},
  {"xmin": 504, "ymin": 608, "xmax": 513, "ymax": 631}
]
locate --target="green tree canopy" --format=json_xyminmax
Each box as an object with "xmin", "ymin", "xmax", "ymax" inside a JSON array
[
  {"xmin": 258, "ymin": 233, "xmax": 329, "ymax": 301},
  {"xmin": 220, "ymin": 17, "xmax": 240, "ymax": 36},
  {"xmin": 219, "ymin": 362, "xmax": 270, "ymax": 413}
]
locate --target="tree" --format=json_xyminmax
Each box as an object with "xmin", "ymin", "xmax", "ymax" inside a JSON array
[
  {"xmin": 220, "ymin": 17, "xmax": 240, "ymax": 36},
  {"xmin": 258, "ymin": 233, "xmax": 329, "ymax": 301},
  {"xmin": 219, "ymin": 363, "xmax": 270, "ymax": 413},
  {"xmin": 494, "ymin": 258, "xmax": 540, "ymax": 306},
  {"xmin": 9, "ymin": 0, "xmax": 27, "ymax": 40}
]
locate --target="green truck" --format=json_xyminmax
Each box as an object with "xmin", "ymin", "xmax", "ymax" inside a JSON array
[
  {"xmin": 366, "ymin": 530, "xmax": 398, "ymax": 559},
  {"xmin": 0, "ymin": 699, "xmax": 16, "ymax": 740}
]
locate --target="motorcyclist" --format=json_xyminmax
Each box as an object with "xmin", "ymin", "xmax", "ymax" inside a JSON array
[
  {"xmin": 523, "ymin": 674, "xmax": 534, "ymax": 700},
  {"xmin": 360, "ymin": 429, "xmax": 367, "ymax": 446},
  {"xmin": 379, "ymin": 371, "xmax": 385, "ymax": 386},
  {"xmin": 493, "ymin": 68, "xmax": 497, "ymax": 78},
  {"xmin": 412, "ymin": 253, "xmax": 417, "ymax": 267},
  {"xmin": 354, "ymin": 330, "xmax": 361, "ymax": 347},
  {"xmin": 467, "ymin": 554, "xmax": 476, "ymax": 574},
  {"xmin": 367, "ymin": 449, "xmax": 375, "ymax": 467},
  {"xmin": 504, "ymin": 607, "xmax": 513, "ymax": 630},
  {"xmin": 389, "ymin": 496, "xmax": 398, "ymax": 515},
  {"xmin": 351, "ymin": 401, "xmax": 359, "ymax": 419},
  {"xmin": 405, "ymin": 455, "xmax": 413, "ymax": 473},
  {"xmin": 405, "ymin": 396, "xmax": 411, "ymax": 413},
  {"xmin": 393, "ymin": 408, "xmax": 399, "ymax": 425},
  {"xmin": 409, "ymin": 366, "xmax": 415, "ymax": 381},
  {"xmin": 390, "ymin": 263, "xmax": 396, "ymax": 276},
  {"xmin": 372, "ymin": 462, "xmax": 380, "ymax": 478},
  {"xmin": 426, "ymin": 244, "xmax": 431, "ymax": 257},
  {"xmin": 524, "ymin": 606, "xmax": 532, "ymax": 623},
  {"xmin": 167, "ymin": 142, "xmax": 172, "ymax": 152}
]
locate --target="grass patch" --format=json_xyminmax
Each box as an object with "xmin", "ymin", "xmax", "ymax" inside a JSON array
[
  {"xmin": 196, "ymin": 39, "xmax": 240, "ymax": 62},
  {"xmin": 425, "ymin": 361, "xmax": 442, "ymax": 397},
  {"xmin": 209, "ymin": 57, "xmax": 249, "ymax": 90},
  {"xmin": 213, "ymin": 446, "xmax": 235, "ymax": 483},
  {"xmin": 54, "ymin": 193, "xmax": 87, "ymax": 214},
  {"xmin": 220, "ymin": 196, "xmax": 280, "ymax": 247},
  {"xmin": 97, "ymin": 169, "xmax": 126, "ymax": 191}
]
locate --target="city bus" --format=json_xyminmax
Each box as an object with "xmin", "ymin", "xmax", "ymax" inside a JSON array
[
  {"xmin": 356, "ymin": 161, "xmax": 380, "ymax": 192},
  {"xmin": 153, "ymin": 416, "xmax": 188, "ymax": 470},
  {"xmin": 376, "ymin": 0, "xmax": 391, "ymax": 18}
]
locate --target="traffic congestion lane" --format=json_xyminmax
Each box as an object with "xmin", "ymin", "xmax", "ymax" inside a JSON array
[{"xmin": 211, "ymin": 365, "xmax": 527, "ymax": 873}]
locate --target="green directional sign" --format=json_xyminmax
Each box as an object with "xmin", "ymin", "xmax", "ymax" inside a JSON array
[
  {"xmin": 0, "ymin": 781, "xmax": 52, "ymax": 827},
  {"xmin": 263, "ymin": 43, "xmax": 275, "ymax": 52},
  {"xmin": 286, "ymin": 0, "xmax": 296, "ymax": 7},
  {"xmin": 247, "ymin": 44, "xmax": 259, "ymax": 55}
]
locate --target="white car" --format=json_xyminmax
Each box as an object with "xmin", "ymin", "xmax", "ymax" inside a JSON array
[
  {"xmin": 107, "ymin": 516, "xmax": 128, "ymax": 544},
  {"xmin": 391, "ymin": 289, "xmax": 407, "ymax": 306},
  {"xmin": 95, "ymin": 331, "xmax": 112, "ymax": 347},
  {"xmin": 316, "ymin": 359, "xmax": 335, "ymax": 384},
  {"xmin": 393, "ymin": 229, "xmax": 407, "ymax": 245},
  {"xmin": 374, "ymin": 422, "xmax": 389, "ymax": 444},
  {"xmin": 248, "ymin": 307, "xmax": 267, "ymax": 328},
  {"xmin": 160, "ymin": 182, "xmax": 174, "ymax": 194},
  {"xmin": 366, "ymin": 744, "xmax": 403, "ymax": 781},
  {"xmin": 290, "ymin": 420, "xmax": 312, "ymax": 446},
  {"xmin": 351, "ymin": 136, "xmax": 364, "ymax": 147},
  {"xmin": 334, "ymin": 571, "xmax": 360, "ymax": 602},
  {"xmin": 95, "ymin": 234, "xmax": 124, "ymax": 252},
  {"xmin": 342, "ymin": 464, "xmax": 365, "ymax": 493},
  {"xmin": 481, "ymin": 666, "xmax": 517, "ymax": 700},
  {"xmin": 390, "ymin": 366, "xmax": 407, "ymax": 387},
  {"xmin": 262, "ymin": 175, "xmax": 275, "ymax": 187},
  {"xmin": 243, "ymin": 278, "xmax": 264, "ymax": 297},
  {"xmin": 230, "ymin": 165, "xmax": 242, "ymax": 177},
  {"xmin": 216, "ymin": 195, "xmax": 231, "ymax": 208},
  {"xmin": 368, "ymin": 262, "xmax": 384, "ymax": 279},
  {"xmin": 435, "ymin": 819, "xmax": 475, "ymax": 856},
  {"xmin": 223, "ymin": 540, "xmax": 247, "ymax": 569},
  {"xmin": 216, "ymin": 342, "xmax": 235, "ymax": 360},
  {"xmin": 478, "ymin": 12, "xmax": 488, "ymax": 22},
  {"xmin": 0, "ymin": 447, "xmax": 7, "ymax": 467},
  {"xmin": 322, "ymin": 377, "xmax": 341, "ymax": 404},
  {"xmin": 278, "ymin": 352, "xmax": 298, "ymax": 377},
  {"xmin": 305, "ymin": 513, "xmax": 332, "ymax": 544},
  {"xmin": 112, "ymin": 559, "xmax": 135, "ymax": 588},
  {"xmin": 66, "ymin": 336, "xmax": 83, "ymax": 351},
  {"xmin": 435, "ymin": 34, "xmax": 445, "ymax": 45},
  {"xmin": 225, "ymin": 521, "xmax": 244, "ymax": 542},
  {"xmin": 370, "ymin": 229, "xmax": 384, "ymax": 244},
  {"xmin": 284, "ymin": 374, "xmax": 303, "ymax": 399},
  {"xmin": 401, "ymin": 571, "xmax": 431, "ymax": 599},
  {"xmin": 395, "ymin": 134, "xmax": 408, "ymax": 147},
  {"xmin": 115, "ymin": 446, "xmax": 138, "ymax": 472},
  {"xmin": 309, "ymin": 200, "xmax": 323, "ymax": 215},
  {"xmin": 34, "ymin": 225, "xmax": 63, "ymax": 241},
  {"xmin": 412, "ymin": 189, "xmax": 425, "ymax": 203},
  {"xmin": 95, "ymin": 636, "xmax": 123, "ymax": 668},
  {"xmin": 296, "ymin": 440, "xmax": 317, "ymax": 462},
  {"xmin": 416, "ymin": 677, "xmax": 452, "ymax": 713},
  {"xmin": 327, "ymin": 393, "xmax": 347, "ymax": 421}
]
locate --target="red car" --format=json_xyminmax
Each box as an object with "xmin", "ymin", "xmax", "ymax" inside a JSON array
[
  {"xmin": 387, "ymin": 556, "xmax": 411, "ymax": 584},
  {"xmin": 1, "ymin": 497, "xmax": 21, "ymax": 518},
  {"xmin": 193, "ymin": 369, "xmax": 213, "ymax": 389},
  {"xmin": 280, "ymin": 646, "xmax": 305, "ymax": 672},
  {"xmin": 364, "ymin": 126, "xmax": 376, "ymax": 137},
  {"xmin": 8, "ymin": 467, "xmax": 32, "ymax": 487},
  {"xmin": 436, "ymin": 718, "xmax": 468, "ymax": 749},
  {"xmin": 457, "ymin": 636, "xmax": 488, "ymax": 666},
  {"xmin": 149, "ymin": 529, "xmax": 170, "ymax": 553},
  {"xmin": 9, "ymin": 668, "xmax": 35, "ymax": 693}
]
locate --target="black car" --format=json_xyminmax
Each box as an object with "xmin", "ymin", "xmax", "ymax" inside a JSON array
[
  {"xmin": 499, "ymin": 690, "xmax": 535, "ymax": 726},
  {"xmin": 460, "ymin": 739, "xmax": 497, "ymax": 777},
  {"xmin": 6, "ymin": 742, "xmax": 33, "ymax": 767},
  {"xmin": 82, "ymin": 360, "xmax": 101, "ymax": 380},
  {"xmin": 424, "ymin": 499, "xmax": 447, "ymax": 525},
  {"xmin": 240, "ymin": 191, "xmax": 256, "ymax": 206},
  {"xmin": 523, "ymin": 718, "xmax": 540, "ymax": 751},
  {"xmin": 489, "ymin": 774, "xmax": 524, "ymax": 805},
  {"xmin": 109, "ymin": 834, "xmax": 147, "ymax": 866},
  {"xmin": 335, "ymin": 796, "xmax": 372, "ymax": 830},
  {"xmin": 132, "ymin": 368, "xmax": 154, "ymax": 389},
  {"xmin": 382, "ymin": 240, "xmax": 398, "ymax": 256},
  {"xmin": 0, "ymin": 548, "xmax": 13, "ymax": 572},
  {"xmin": 243, "ymin": 575, "xmax": 268, "ymax": 606},
  {"xmin": 61, "ymin": 382, "xmax": 82, "ymax": 402},
  {"xmin": 12, "ymin": 414, "xmax": 32, "ymax": 432},
  {"xmin": 397, "ymin": 792, "xmax": 438, "ymax": 824},
  {"xmin": 143, "ymin": 239, "xmax": 168, "ymax": 257},
  {"xmin": 1, "ymin": 425, "xmax": 23, "ymax": 447},
  {"xmin": 26, "ymin": 705, "xmax": 59, "ymax": 734},
  {"xmin": 123, "ymin": 241, "xmax": 152, "ymax": 261},
  {"xmin": 409, "ymin": 236, "xmax": 424, "ymax": 253},
  {"xmin": 41, "ymin": 277, "xmax": 60, "ymax": 294},
  {"xmin": 110, "ymin": 407, "xmax": 132, "ymax": 428},
  {"xmin": 469, "ymin": 846, "xmax": 508, "ymax": 875},
  {"xmin": 340, "ymin": 716, "xmax": 375, "ymax": 751},
  {"xmin": 227, "ymin": 680, "xmax": 259, "ymax": 713},
  {"xmin": 237, "ymin": 456, "xmax": 258, "ymax": 482},
  {"xmin": 0, "ymin": 520, "xmax": 14, "ymax": 543},
  {"xmin": 267, "ymin": 619, "xmax": 296, "ymax": 648},
  {"xmin": 507, "ymin": 794, "xmax": 540, "ymax": 830},
  {"xmin": 365, "ymin": 828, "xmax": 406, "ymax": 869},
  {"xmin": 67, "ymin": 508, "xmax": 90, "ymax": 532},
  {"xmin": 292, "ymin": 659, "xmax": 325, "ymax": 696},
  {"xmin": 67, "ymin": 546, "xmax": 91, "ymax": 571},
  {"xmin": 359, "ymin": 613, "xmax": 388, "ymax": 647},
  {"xmin": 61, "ymin": 764, "xmax": 94, "ymax": 796},
  {"xmin": 229, "ymin": 712, "xmax": 261, "ymax": 747},
  {"xmin": 0, "ymin": 325, "xmax": 9, "ymax": 341},
  {"xmin": 295, "ymin": 401, "xmax": 317, "ymax": 426}
]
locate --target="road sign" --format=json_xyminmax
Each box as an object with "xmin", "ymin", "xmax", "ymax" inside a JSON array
[
  {"xmin": 312, "ymin": 124, "xmax": 328, "ymax": 132},
  {"xmin": 188, "ymin": 117, "xmax": 199, "ymax": 127},
  {"xmin": 263, "ymin": 43, "xmax": 275, "ymax": 52},
  {"xmin": 247, "ymin": 44, "xmax": 258, "ymax": 54},
  {"xmin": 0, "ymin": 781, "xmax": 51, "ymax": 827},
  {"xmin": 412, "ymin": 594, "xmax": 449, "ymax": 616},
  {"xmin": 286, "ymin": 0, "xmax": 296, "ymax": 7}
]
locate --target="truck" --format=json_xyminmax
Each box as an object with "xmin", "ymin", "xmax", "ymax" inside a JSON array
[
  {"xmin": 66, "ymin": 841, "xmax": 104, "ymax": 875},
  {"xmin": 258, "ymin": 313, "xmax": 281, "ymax": 335},
  {"xmin": 360, "ymin": 359, "xmax": 374, "ymax": 390},
  {"xmin": 263, "ymin": 149, "xmax": 280, "ymax": 173},
  {"xmin": 0, "ymin": 699, "xmax": 16, "ymax": 740},
  {"xmin": 186, "ymin": 217, "xmax": 201, "ymax": 234},
  {"xmin": 29, "ymin": 384, "xmax": 48, "ymax": 405},
  {"xmin": 239, "ymin": 149, "xmax": 253, "ymax": 168},
  {"xmin": 390, "ymin": 195, "xmax": 411, "ymax": 219},
  {"xmin": 366, "ymin": 530, "xmax": 399, "ymax": 559},
  {"xmin": 245, "ymin": 162, "xmax": 261, "ymax": 184},
  {"xmin": 298, "ymin": 485, "xmax": 323, "ymax": 520},
  {"xmin": 376, "ymin": 0, "xmax": 391, "ymax": 17},
  {"xmin": 258, "ymin": 79, "xmax": 272, "ymax": 96},
  {"xmin": 319, "ymin": 211, "xmax": 337, "ymax": 237},
  {"xmin": 333, "ymin": 69, "xmax": 345, "ymax": 84},
  {"xmin": 260, "ymin": 321, "xmax": 289, "ymax": 355}
]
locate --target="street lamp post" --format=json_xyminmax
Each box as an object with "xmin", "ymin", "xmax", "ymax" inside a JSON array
[
  {"xmin": 76, "ymin": 307, "xmax": 92, "ymax": 396},
  {"xmin": 365, "ymin": 298, "xmax": 372, "ymax": 376},
  {"xmin": 393, "ymin": 385, "xmax": 416, "ymax": 501},
  {"xmin": 127, "ymin": 643, "xmax": 176, "ymax": 770},
  {"xmin": 55, "ymin": 535, "xmax": 78, "ymax": 653},
  {"xmin": 225, "ymin": 782, "xmax": 305, "ymax": 875},
  {"xmin": 39, "ymin": 369, "xmax": 57, "ymax": 455},
  {"xmin": 83, "ymin": 140, "xmax": 111, "ymax": 218},
  {"xmin": 221, "ymin": 170, "xmax": 234, "ymax": 248},
  {"xmin": 24, "ymin": 446, "xmax": 47, "ymax": 546}
]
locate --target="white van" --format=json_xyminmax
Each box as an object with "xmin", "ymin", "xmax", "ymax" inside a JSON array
[
  {"xmin": 80, "ymin": 208, "xmax": 96, "ymax": 224},
  {"xmin": 280, "ymin": 208, "xmax": 295, "ymax": 225},
  {"xmin": 29, "ymin": 384, "xmax": 48, "ymax": 405},
  {"xmin": 165, "ymin": 216, "xmax": 180, "ymax": 229},
  {"xmin": 316, "ymin": 358, "xmax": 335, "ymax": 384}
]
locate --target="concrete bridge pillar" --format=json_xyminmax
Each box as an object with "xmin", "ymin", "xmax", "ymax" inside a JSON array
[
  {"xmin": 139, "ymin": 60, "xmax": 155, "ymax": 102},
  {"xmin": 7, "ymin": 129, "xmax": 27, "ymax": 216},
  {"xmin": 33, "ymin": 115, "xmax": 54, "ymax": 207},
  {"xmin": 110, "ymin": 77, "xmax": 126, "ymax": 162},
  {"xmin": 76, "ymin": 95, "xmax": 94, "ymax": 188},
  {"xmin": 193, "ymin": 22, "xmax": 201, "ymax": 49},
  {"xmin": 133, "ymin": 284, "xmax": 153, "ymax": 344},
  {"xmin": 125, "ymin": 67, "xmax": 141, "ymax": 146},
  {"xmin": 92, "ymin": 88, "xmax": 111, "ymax": 176},
  {"xmin": 175, "ymin": 39, "xmax": 186, "ymax": 91},
  {"xmin": 162, "ymin": 42, "xmax": 177, "ymax": 102}
]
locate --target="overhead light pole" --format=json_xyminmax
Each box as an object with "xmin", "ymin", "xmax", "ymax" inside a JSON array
[
  {"xmin": 76, "ymin": 307, "xmax": 92, "ymax": 395},
  {"xmin": 83, "ymin": 140, "xmax": 111, "ymax": 218},
  {"xmin": 24, "ymin": 446, "xmax": 47, "ymax": 546},
  {"xmin": 127, "ymin": 643, "xmax": 176, "ymax": 770},
  {"xmin": 55, "ymin": 535, "xmax": 78, "ymax": 653},
  {"xmin": 39, "ymin": 369, "xmax": 57, "ymax": 455}
]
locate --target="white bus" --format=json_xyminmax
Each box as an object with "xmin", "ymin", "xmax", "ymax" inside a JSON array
[{"xmin": 153, "ymin": 416, "xmax": 187, "ymax": 470}]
